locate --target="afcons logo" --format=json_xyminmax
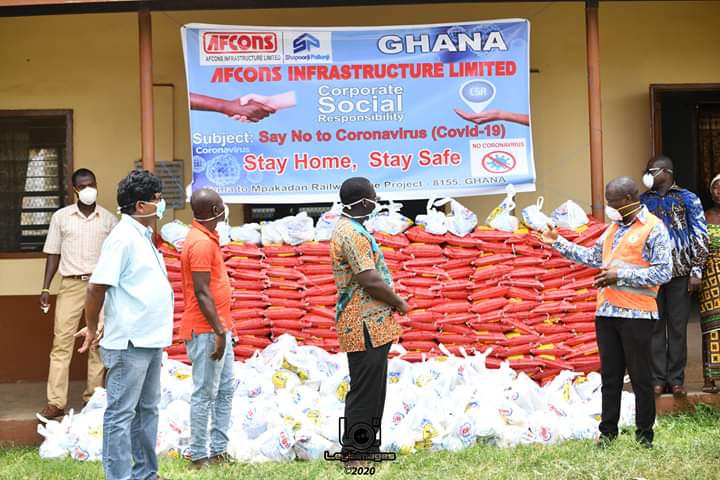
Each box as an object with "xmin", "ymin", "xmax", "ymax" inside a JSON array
[{"xmin": 293, "ymin": 33, "xmax": 320, "ymax": 53}]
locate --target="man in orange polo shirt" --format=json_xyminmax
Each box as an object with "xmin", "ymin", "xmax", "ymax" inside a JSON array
[{"xmin": 180, "ymin": 188, "xmax": 234, "ymax": 469}]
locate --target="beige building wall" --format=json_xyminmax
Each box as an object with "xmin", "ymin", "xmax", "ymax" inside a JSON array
[{"xmin": 0, "ymin": 1, "xmax": 718, "ymax": 295}]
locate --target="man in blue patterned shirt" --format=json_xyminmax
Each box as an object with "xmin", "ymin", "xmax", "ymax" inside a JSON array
[
  {"xmin": 536, "ymin": 177, "xmax": 672, "ymax": 449},
  {"xmin": 640, "ymin": 155, "xmax": 709, "ymax": 397}
]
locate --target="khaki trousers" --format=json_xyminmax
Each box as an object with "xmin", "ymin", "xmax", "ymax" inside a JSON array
[{"xmin": 47, "ymin": 277, "xmax": 104, "ymax": 409}]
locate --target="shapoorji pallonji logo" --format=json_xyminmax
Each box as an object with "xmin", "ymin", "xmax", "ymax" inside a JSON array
[
  {"xmin": 293, "ymin": 33, "xmax": 320, "ymax": 53},
  {"xmin": 283, "ymin": 31, "xmax": 333, "ymax": 63}
]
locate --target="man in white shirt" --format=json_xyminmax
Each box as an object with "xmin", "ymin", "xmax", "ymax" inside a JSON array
[
  {"xmin": 82, "ymin": 170, "xmax": 173, "ymax": 480},
  {"xmin": 39, "ymin": 168, "xmax": 117, "ymax": 420}
]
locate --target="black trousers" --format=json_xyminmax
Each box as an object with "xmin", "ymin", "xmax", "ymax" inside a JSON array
[
  {"xmin": 652, "ymin": 276, "xmax": 691, "ymax": 387},
  {"xmin": 595, "ymin": 316, "xmax": 655, "ymax": 443},
  {"xmin": 341, "ymin": 325, "xmax": 391, "ymax": 454}
]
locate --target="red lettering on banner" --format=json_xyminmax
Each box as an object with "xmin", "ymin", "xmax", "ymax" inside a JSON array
[
  {"xmin": 368, "ymin": 150, "xmax": 413, "ymax": 172},
  {"xmin": 294, "ymin": 152, "xmax": 356, "ymax": 172},
  {"xmin": 203, "ymin": 32, "xmax": 277, "ymax": 54},
  {"xmin": 418, "ymin": 148, "xmax": 462, "ymax": 167}
]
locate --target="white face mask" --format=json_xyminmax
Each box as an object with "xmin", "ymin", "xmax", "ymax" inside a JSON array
[
  {"xmin": 341, "ymin": 198, "xmax": 382, "ymax": 220},
  {"xmin": 643, "ymin": 168, "xmax": 672, "ymax": 190},
  {"xmin": 132, "ymin": 198, "xmax": 166, "ymax": 220},
  {"xmin": 606, "ymin": 201, "xmax": 641, "ymax": 224},
  {"xmin": 605, "ymin": 206, "xmax": 623, "ymax": 222},
  {"xmin": 77, "ymin": 187, "xmax": 97, "ymax": 206},
  {"xmin": 642, "ymin": 173, "xmax": 655, "ymax": 190},
  {"xmin": 194, "ymin": 204, "xmax": 229, "ymax": 224}
]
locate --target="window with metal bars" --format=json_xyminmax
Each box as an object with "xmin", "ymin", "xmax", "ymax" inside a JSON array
[{"xmin": 0, "ymin": 111, "xmax": 72, "ymax": 254}]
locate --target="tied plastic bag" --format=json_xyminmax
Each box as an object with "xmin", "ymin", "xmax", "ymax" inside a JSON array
[
  {"xmin": 434, "ymin": 198, "xmax": 478, "ymax": 237},
  {"xmin": 314, "ymin": 203, "xmax": 342, "ymax": 241},
  {"xmin": 521, "ymin": 197, "xmax": 554, "ymax": 231},
  {"xmin": 256, "ymin": 426, "xmax": 296, "ymax": 461},
  {"xmin": 231, "ymin": 223, "xmax": 262, "ymax": 244},
  {"xmin": 160, "ymin": 220, "xmax": 190, "ymax": 252},
  {"xmin": 366, "ymin": 200, "xmax": 413, "ymax": 235},
  {"xmin": 286, "ymin": 212, "xmax": 315, "ymax": 246},
  {"xmin": 486, "ymin": 185, "xmax": 519, "ymax": 232},
  {"xmin": 416, "ymin": 198, "xmax": 448, "ymax": 235},
  {"xmin": 37, "ymin": 411, "xmax": 75, "ymax": 459},
  {"xmin": 551, "ymin": 200, "xmax": 589, "ymax": 230},
  {"xmin": 261, "ymin": 220, "xmax": 288, "ymax": 246}
]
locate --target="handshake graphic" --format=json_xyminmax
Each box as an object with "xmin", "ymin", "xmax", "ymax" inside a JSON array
[{"xmin": 189, "ymin": 91, "xmax": 297, "ymax": 123}]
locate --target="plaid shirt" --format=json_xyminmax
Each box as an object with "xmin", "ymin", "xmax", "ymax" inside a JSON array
[{"xmin": 330, "ymin": 217, "xmax": 401, "ymax": 353}]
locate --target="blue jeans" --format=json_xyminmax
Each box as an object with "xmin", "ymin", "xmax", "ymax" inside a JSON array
[
  {"xmin": 101, "ymin": 342, "xmax": 162, "ymax": 480},
  {"xmin": 185, "ymin": 331, "xmax": 235, "ymax": 461}
]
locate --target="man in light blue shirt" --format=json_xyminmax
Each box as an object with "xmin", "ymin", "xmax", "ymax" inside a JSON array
[{"xmin": 83, "ymin": 170, "xmax": 173, "ymax": 480}]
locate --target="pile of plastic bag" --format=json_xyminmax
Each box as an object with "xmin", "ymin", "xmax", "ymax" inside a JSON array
[{"xmin": 38, "ymin": 334, "xmax": 636, "ymax": 463}]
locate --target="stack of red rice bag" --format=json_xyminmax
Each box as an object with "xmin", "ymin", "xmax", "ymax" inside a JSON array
[
  {"xmin": 223, "ymin": 241, "xmax": 272, "ymax": 359},
  {"xmin": 160, "ymin": 217, "xmax": 608, "ymax": 384},
  {"xmin": 260, "ymin": 244, "xmax": 309, "ymax": 345},
  {"xmin": 296, "ymin": 242, "xmax": 339, "ymax": 352},
  {"xmin": 159, "ymin": 242, "xmax": 188, "ymax": 363}
]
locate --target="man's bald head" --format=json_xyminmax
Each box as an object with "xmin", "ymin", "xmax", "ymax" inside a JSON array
[
  {"xmin": 190, "ymin": 188, "xmax": 223, "ymax": 219},
  {"xmin": 606, "ymin": 176, "xmax": 639, "ymax": 200},
  {"xmin": 649, "ymin": 155, "xmax": 674, "ymax": 171}
]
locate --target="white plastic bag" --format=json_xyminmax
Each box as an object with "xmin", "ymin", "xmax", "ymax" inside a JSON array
[
  {"xmin": 486, "ymin": 185, "xmax": 519, "ymax": 232},
  {"xmin": 434, "ymin": 198, "xmax": 478, "ymax": 237},
  {"xmin": 551, "ymin": 200, "xmax": 589, "ymax": 230},
  {"xmin": 314, "ymin": 203, "xmax": 342, "ymax": 241},
  {"xmin": 521, "ymin": 197, "xmax": 554, "ymax": 231},
  {"xmin": 415, "ymin": 198, "xmax": 448, "ymax": 235},
  {"xmin": 256, "ymin": 426, "xmax": 296, "ymax": 461},
  {"xmin": 230, "ymin": 223, "xmax": 262, "ymax": 244},
  {"xmin": 261, "ymin": 220, "xmax": 288, "ymax": 246},
  {"xmin": 160, "ymin": 220, "xmax": 190, "ymax": 251},
  {"xmin": 285, "ymin": 212, "xmax": 315, "ymax": 246},
  {"xmin": 216, "ymin": 221, "xmax": 232, "ymax": 246},
  {"xmin": 366, "ymin": 200, "xmax": 412, "ymax": 235}
]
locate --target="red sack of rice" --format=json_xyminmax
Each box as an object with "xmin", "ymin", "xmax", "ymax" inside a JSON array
[
  {"xmin": 236, "ymin": 335, "xmax": 272, "ymax": 348},
  {"xmin": 406, "ymin": 320, "xmax": 438, "ymax": 331},
  {"xmin": 405, "ymin": 226, "xmax": 447, "ymax": 244},
  {"xmin": 373, "ymin": 232, "xmax": 409, "ymax": 249},
  {"xmin": 445, "ymin": 234, "xmax": 483, "ymax": 248},
  {"xmin": 223, "ymin": 243, "xmax": 264, "ymax": 257},
  {"xmin": 297, "ymin": 242, "xmax": 331, "ymax": 256},
  {"xmin": 401, "ymin": 340, "xmax": 437, "ymax": 351},
  {"xmin": 265, "ymin": 288, "xmax": 304, "ymax": 300},
  {"xmin": 226, "ymin": 258, "xmax": 267, "ymax": 270},
  {"xmin": 232, "ymin": 318, "xmax": 270, "ymax": 330},
  {"xmin": 443, "ymin": 291, "xmax": 471, "ymax": 300},
  {"xmin": 232, "ymin": 327, "xmax": 271, "ymax": 337},
  {"xmin": 471, "ymin": 298, "xmax": 510, "ymax": 314},
  {"xmin": 303, "ymin": 328, "xmax": 337, "ymax": 339},
  {"xmin": 430, "ymin": 301, "xmax": 472, "ymax": 315},
  {"xmin": 401, "ymin": 330, "xmax": 438, "ymax": 341},
  {"xmin": 264, "ymin": 308, "xmax": 306, "ymax": 320},
  {"xmin": 305, "ymin": 295, "xmax": 338, "ymax": 307},
  {"xmin": 231, "ymin": 308, "xmax": 265, "ymax": 320},
  {"xmin": 403, "ymin": 243, "xmax": 444, "ymax": 258},
  {"xmin": 266, "ymin": 256, "xmax": 303, "ymax": 268}
]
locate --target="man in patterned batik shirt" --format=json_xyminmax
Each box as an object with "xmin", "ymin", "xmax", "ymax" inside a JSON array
[
  {"xmin": 330, "ymin": 177, "xmax": 408, "ymax": 460},
  {"xmin": 536, "ymin": 177, "xmax": 672, "ymax": 449},
  {"xmin": 641, "ymin": 155, "xmax": 709, "ymax": 397}
]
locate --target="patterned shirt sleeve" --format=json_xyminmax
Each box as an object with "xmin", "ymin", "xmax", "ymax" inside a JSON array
[
  {"xmin": 684, "ymin": 190, "xmax": 709, "ymax": 278},
  {"xmin": 616, "ymin": 223, "xmax": 673, "ymax": 288},
  {"xmin": 342, "ymin": 228, "xmax": 376, "ymax": 275},
  {"xmin": 552, "ymin": 235, "xmax": 603, "ymax": 268}
]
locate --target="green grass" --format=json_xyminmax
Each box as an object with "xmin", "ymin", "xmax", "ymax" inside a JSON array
[{"xmin": 2, "ymin": 405, "xmax": 720, "ymax": 480}]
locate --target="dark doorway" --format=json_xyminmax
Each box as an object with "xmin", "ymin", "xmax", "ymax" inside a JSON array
[{"xmin": 650, "ymin": 84, "xmax": 720, "ymax": 208}]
